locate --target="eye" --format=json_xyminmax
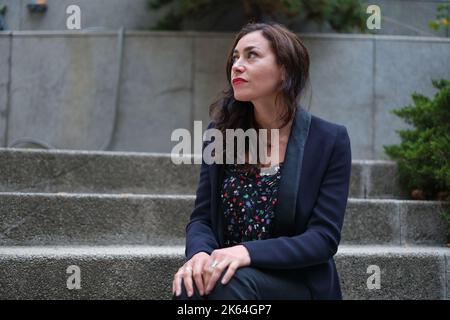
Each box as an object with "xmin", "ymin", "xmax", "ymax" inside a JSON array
[{"xmin": 232, "ymin": 51, "xmax": 257, "ymax": 63}]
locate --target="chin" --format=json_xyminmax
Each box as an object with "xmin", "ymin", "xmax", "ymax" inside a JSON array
[{"xmin": 233, "ymin": 93, "xmax": 253, "ymax": 102}]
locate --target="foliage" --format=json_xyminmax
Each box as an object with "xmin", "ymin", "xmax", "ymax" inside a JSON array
[
  {"xmin": 429, "ymin": 3, "xmax": 450, "ymax": 37},
  {"xmin": 146, "ymin": 0, "xmax": 366, "ymax": 32},
  {"xmin": 383, "ymin": 79, "xmax": 450, "ymax": 226}
]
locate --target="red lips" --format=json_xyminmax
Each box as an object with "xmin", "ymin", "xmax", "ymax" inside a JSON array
[{"xmin": 232, "ymin": 77, "xmax": 248, "ymax": 85}]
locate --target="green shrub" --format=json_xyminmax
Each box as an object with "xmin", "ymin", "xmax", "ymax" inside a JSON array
[
  {"xmin": 383, "ymin": 79, "xmax": 450, "ymax": 228},
  {"xmin": 428, "ymin": 3, "xmax": 450, "ymax": 37},
  {"xmin": 146, "ymin": 0, "xmax": 366, "ymax": 32}
]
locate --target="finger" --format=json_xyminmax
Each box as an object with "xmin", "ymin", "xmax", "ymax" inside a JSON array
[
  {"xmin": 202, "ymin": 271, "xmax": 211, "ymax": 292},
  {"xmin": 175, "ymin": 272, "xmax": 183, "ymax": 296},
  {"xmin": 221, "ymin": 262, "xmax": 238, "ymax": 285},
  {"xmin": 192, "ymin": 265, "xmax": 205, "ymax": 296},
  {"xmin": 175, "ymin": 267, "xmax": 185, "ymax": 296},
  {"xmin": 205, "ymin": 269, "xmax": 221, "ymax": 295},
  {"xmin": 205, "ymin": 261, "xmax": 227, "ymax": 295},
  {"xmin": 202, "ymin": 258, "xmax": 214, "ymax": 288},
  {"xmin": 183, "ymin": 267, "xmax": 194, "ymax": 297}
]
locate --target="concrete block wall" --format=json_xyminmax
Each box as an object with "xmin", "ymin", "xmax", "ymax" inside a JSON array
[
  {"xmin": 0, "ymin": 0, "xmax": 165, "ymax": 31},
  {"xmin": 0, "ymin": 31, "xmax": 449, "ymax": 159},
  {"xmin": 0, "ymin": 31, "xmax": 9, "ymax": 148}
]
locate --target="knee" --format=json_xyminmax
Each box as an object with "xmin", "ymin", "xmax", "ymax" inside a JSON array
[{"xmin": 207, "ymin": 267, "xmax": 258, "ymax": 300}]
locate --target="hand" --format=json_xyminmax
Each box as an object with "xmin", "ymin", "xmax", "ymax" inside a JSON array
[
  {"xmin": 203, "ymin": 245, "xmax": 251, "ymax": 295},
  {"xmin": 172, "ymin": 251, "xmax": 210, "ymax": 297}
]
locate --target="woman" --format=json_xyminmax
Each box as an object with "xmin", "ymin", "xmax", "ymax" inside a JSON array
[{"xmin": 172, "ymin": 21, "xmax": 352, "ymax": 300}]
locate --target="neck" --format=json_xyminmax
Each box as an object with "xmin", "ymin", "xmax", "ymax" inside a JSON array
[
  {"xmin": 253, "ymin": 103, "xmax": 284, "ymax": 129},
  {"xmin": 252, "ymin": 102, "xmax": 293, "ymax": 139}
]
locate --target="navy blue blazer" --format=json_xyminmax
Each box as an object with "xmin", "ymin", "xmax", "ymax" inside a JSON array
[{"xmin": 185, "ymin": 106, "xmax": 352, "ymax": 299}]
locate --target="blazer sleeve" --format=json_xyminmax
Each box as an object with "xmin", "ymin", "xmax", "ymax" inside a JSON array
[
  {"xmin": 241, "ymin": 125, "xmax": 352, "ymax": 269},
  {"xmin": 185, "ymin": 121, "xmax": 220, "ymax": 260}
]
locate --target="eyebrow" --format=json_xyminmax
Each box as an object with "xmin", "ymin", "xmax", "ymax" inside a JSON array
[{"xmin": 233, "ymin": 46, "xmax": 260, "ymax": 54}]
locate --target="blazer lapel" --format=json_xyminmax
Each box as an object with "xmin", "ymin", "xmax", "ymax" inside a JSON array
[
  {"xmin": 273, "ymin": 106, "xmax": 311, "ymax": 237},
  {"xmin": 209, "ymin": 161, "xmax": 225, "ymax": 246}
]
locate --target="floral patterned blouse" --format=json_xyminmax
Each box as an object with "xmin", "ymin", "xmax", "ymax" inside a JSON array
[{"xmin": 220, "ymin": 162, "xmax": 284, "ymax": 247}]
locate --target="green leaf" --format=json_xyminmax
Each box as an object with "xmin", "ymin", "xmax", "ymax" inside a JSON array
[{"xmin": 383, "ymin": 79, "xmax": 450, "ymax": 199}]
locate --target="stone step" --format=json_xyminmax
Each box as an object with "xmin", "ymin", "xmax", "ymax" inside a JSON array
[
  {"xmin": 0, "ymin": 148, "xmax": 407, "ymax": 199},
  {"xmin": 0, "ymin": 193, "xmax": 448, "ymax": 246},
  {"xmin": 0, "ymin": 245, "xmax": 447, "ymax": 300}
]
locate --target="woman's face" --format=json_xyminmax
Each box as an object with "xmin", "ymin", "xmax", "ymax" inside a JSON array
[{"xmin": 231, "ymin": 30, "xmax": 284, "ymax": 103}]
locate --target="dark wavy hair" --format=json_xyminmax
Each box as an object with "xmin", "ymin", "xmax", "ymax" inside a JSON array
[{"xmin": 208, "ymin": 21, "xmax": 310, "ymax": 164}]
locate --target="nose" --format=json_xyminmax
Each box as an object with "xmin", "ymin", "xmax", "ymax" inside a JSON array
[
  {"xmin": 231, "ymin": 58, "xmax": 245, "ymax": 73},
  {"xmin": 232, "ymin": 66, "xmax": 245, "ymax": 81}
]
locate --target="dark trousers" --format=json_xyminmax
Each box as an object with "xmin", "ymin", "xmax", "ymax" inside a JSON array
[{"xmin": 173, "ymin": 266, "xmax": 312, "ymax": 300}]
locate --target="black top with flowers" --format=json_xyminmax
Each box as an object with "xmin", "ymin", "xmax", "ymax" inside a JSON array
[{"xmin": 220, "ymin": 162, "xmax": 283, "ymax": 247}]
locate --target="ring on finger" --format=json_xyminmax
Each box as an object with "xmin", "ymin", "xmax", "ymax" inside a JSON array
[{"xmin": 210, "ymin": 260, "xmax": 219, "ymax": 268}]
